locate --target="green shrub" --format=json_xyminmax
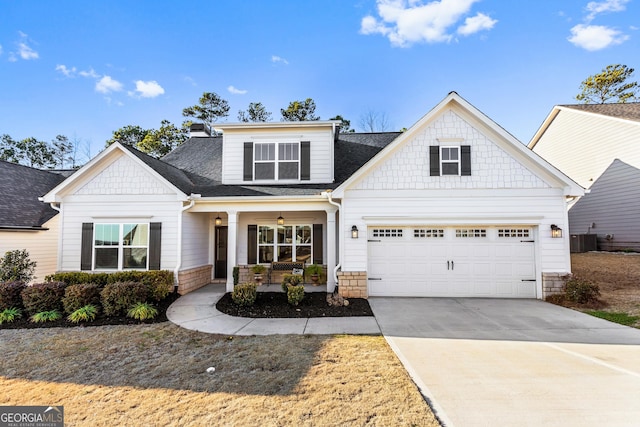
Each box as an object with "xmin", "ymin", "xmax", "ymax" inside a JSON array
[
  {"xmin": 545, "ymin": 293, "xmax": 566, "ymax": 306},
  {"xmin": 0, "ymin": 307, "xmax": 22, "ymax": 324},
  {"xmin": 100, "ymin": 281, "xmax": 148, "ymax": 316},
  {"xmin": 21, "ymin": 282, "xmax": 67, "ymax": 315},
  {"xmin": 67, "ymin": 305, "xmax": 99, "ymax": 323},
  {"xmin": 281, "ymin": 274, "xmax": 303, "ymax": 292},
  {"xmin": 0, "ymin": 281, "xmax": 27, "ymax": 310},
  {"xmin": 232, "ymin": 282, "xmax": 258, "ymax": 306},
  {"xmin": 30, "ymin": 310, "xmax": 62, "ymax": 323},
  {"xmin": 287, "ymin": 285, "xmax": 305, "ymax": 306},
  {"xmin": 564, "ymin": 276, "xmax": 601, "ymax": 304},
  {"xmin": 0, "ymin": 249, "xmax": 37, "ymax": 283},
  {"xmin": 250, "ymin": 264, "xmax": 267, "ymax": 275},
  {"xmin": 140, "ymin": 270, "xmax": 174, "ymax": 301},
  {"xmin": 46, "ymin": 272, "xmax": 110, "ymax": 286},
  {"xmin": 127, "ymin": 302, "xmax": 158, "ymax": 320},
  {"xmin": 62, "ymin": 283, "xmax": 102, "ymax": 314}
]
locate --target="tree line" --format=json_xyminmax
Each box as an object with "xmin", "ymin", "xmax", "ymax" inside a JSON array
[{"xmin": 0, "ymin": 134, "xmax": 89, "ymax": 169}]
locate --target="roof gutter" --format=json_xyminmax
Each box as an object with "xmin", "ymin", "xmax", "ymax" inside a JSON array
[
  {"xmin": 321, "ymin": 190, "xmax": 342, "ymax": 288},
  {"xmin": 174, "ymin": 194, "xmax": 200, "ymax": 290}
]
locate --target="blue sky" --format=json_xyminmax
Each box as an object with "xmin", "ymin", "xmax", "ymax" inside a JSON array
[{"xmin": 1, "ymin": 0, "xmax": 638, "ymax": 161}]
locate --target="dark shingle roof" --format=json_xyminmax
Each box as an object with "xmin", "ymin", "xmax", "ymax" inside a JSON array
[
  {"xmin": 561, "ymin": 103, "xmax": 640, "ymax": 122},
  {"xmin": 160, "ymin": 131, "xmax": 401, "ymax": 197},
  {"xmin": 0, "ymin": 160, "xmax": 67, "ymax": 228}
]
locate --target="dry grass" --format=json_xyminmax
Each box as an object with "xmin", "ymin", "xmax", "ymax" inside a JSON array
[
  {"xmin": 0, "ymin": 323, "xmax": 439, "ymax": 426},
  {"xmin": 571, "ymin": 252, "xmax": 640, "ymax": 326}
]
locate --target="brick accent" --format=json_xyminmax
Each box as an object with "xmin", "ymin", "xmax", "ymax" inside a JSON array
[
  {"xmin": 542, "ymin": 272, "xmax": 568, "ymax": 298},
  {"xmin": 177, "ymin": 265, "xmax": 212, "ymax": 294},
  {"xmin": 337, "ymin": 271, "xmax": 368, "ymax": 298}
]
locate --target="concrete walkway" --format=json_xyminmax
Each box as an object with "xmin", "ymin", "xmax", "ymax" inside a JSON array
[
  {"xmin": 369, "ymin": 297, "xmax": 640, "ymax": 427},
  {"xmin": 166, "ymin": 283, "xmax": 380, "ymax": 336}
]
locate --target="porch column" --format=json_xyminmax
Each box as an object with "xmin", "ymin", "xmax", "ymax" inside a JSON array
[
  {"xmin": 326, "ymin": 209, "xmax": 337, "ymax": 292},
  {"xmin": 226, "ymin": 210, "xmax": 238, "ymax": 292}
]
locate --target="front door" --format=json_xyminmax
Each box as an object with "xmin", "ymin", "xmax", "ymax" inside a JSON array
[{"xmin": 215, "ymin": 226, "xmax": 228, "ymax": 279}]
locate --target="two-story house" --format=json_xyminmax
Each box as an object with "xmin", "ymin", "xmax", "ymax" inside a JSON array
[{"xmin": 41, "ymin": 92, "xmax": 582, "ymax": 299}]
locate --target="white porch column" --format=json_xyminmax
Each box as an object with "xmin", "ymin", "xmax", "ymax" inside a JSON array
[
  {"xmin": 226, "ymin": 210, "xmax": 238, "ymax": 292},
  {"xmin": 326, "ymin": 209, "xmax": 337, "ymax": 292}
]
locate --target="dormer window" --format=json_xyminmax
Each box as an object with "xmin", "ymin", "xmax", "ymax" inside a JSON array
[{"xmin": 244, "ymin": 141, "xmax": 310, "ymax": 182}]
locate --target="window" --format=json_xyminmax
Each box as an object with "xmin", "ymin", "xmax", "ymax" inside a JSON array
[
  {"xmin": 441, "ymin": 147, "xmax": 460, "ymax": 175},
  {"xmin": 455, "ymin": 228, "xmax": 487, "ymax": 238},
  {"xmin": 94, "ymin": 223, "xmax": 149, "ymax": 270},
  {"xmin": 254, "ymin": 142, "xmax": 299, "ymax": 180},
  {"xmin": 498, "ymin": 228, "xmax": 531, "ymax": 238},
  {"xmin": 372, "ymin": 228, "xmax": 403, "ymax": 238},
  {"xmin": 414, "ymin": 229, "xmax": 444, "ymax": 238},
  {"xmin": 257, "ymin": 224, "xmax": 311, "ymax": 263}
]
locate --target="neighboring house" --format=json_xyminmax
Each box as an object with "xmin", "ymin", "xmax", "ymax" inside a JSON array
[
  {"xmin": 41, "ymin": 92, "xmax": 582, "ymax": 299},
  {"xmin": 0, "ymin": 160, "xmax": 67, "ymax": 282},
  {"xmin": 529, "ymin": 103, "xmax": 640, "ymax": 250}
]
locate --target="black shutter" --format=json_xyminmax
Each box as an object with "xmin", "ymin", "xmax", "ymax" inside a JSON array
[
  {"xmin": 300, "ymin": 141, "xmax": 310, "ymax": 180},
  {"xmin": 313, "ymin": 224, "xmax": 323, "ymax": 265},
  {"xmin": 248, "ymin": 225, "xmax": 257, "ymax": 264},
  {"xmin": 429, "ymin": 146, "xmax": 440, "ymax": 176},
  {"xmin": 149, "ymin": 222, "xmax": 162, "ymax": 270},
  {"xmin": 80, "ymin": 223, "xmax": 93, "ymax": 271},
  {"xmin": 461, "ymin": 145, "xmax": 471, "ymax": 176},
  {"xmin": 243, "ymin": 142, "xmax": 253, "ymax": 181}
]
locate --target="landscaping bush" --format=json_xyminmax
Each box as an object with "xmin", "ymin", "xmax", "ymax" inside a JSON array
[
  {"xmin": 564, "ymin": 276, "xmax": 601, "ymax": 304},
  {"xmin": 127, "ymin": 302, "xmax": 158, "ymax": 320},
  {"xmin": 30, "ymin": 310, "xmax": 62, "ymax": 323},
  {"xmin": 140, "ymin": 270, "xmax": 174, "ymax": 302},
  {"xmin": 100, "ymin": 281, "xmax": 148, "ymax": 316},
  {"xmin": 21, "ymin": 281, "xmax": 67, "ymax": 315},
  {"xmin": 0, "ymin": 281, "xmax": 27, "ymax": 310},
  {"xmin": 232, "ymin": 282, "xmax": 257, "ymax": 306},
  {"xmin": 0, "ymin": 308, "xmax": 22, "ymax": 324},
  {"xmin": 68, "ymin": 305, "xmax": 99, "ymax": 323},
  {"xmin": 287, "ymin": 284, "xmax": 305, "ymax": 306},
  {"xmin": 281, "ymin": 274, "xmax": 303, "ymax": 292},
  {"xmin": 46, "ymin": 272, "xmax": 110, "ymax": 286},
  {"xmin": 0, "ymin": 249, "xmax": 37, "ymax": 283},
  {"xmin": 62, "ymin": 283, "xmax": 102, "ymax": 314}
]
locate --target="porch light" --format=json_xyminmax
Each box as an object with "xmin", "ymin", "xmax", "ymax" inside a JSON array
[
  {"xmin": 351, "ymin": 225, "xmax": 359, "ymax": 239},
  {"xmin": 215, "ymin": 215, "xmax": 222, "ymax": 226},
  {"xmin": 277, "ymin": 214, "xmax": 285, "ymax": 225},
  {"xmin": 550, "ymin": 224, "xmax": 562, "ymax": 238}
]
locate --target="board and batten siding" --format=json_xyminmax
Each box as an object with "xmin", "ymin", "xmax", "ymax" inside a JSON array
[
  {"xmin": 569, "ymin": 159, "xmax": 640, "ymax": 248},
  {"xmin": 221, "ymin": 127, "xmax": 334, "ymax": 184},
  {"xmin": 532, "ymin": 109, "xmax": 640, "ymax": 189},
  {"xmin": 0, "ymin": 216, "xmax": 59, "ymax": 282},
  {"xmin": 181, "ymin": 212, "xmax": 211, "ymax": 269}
]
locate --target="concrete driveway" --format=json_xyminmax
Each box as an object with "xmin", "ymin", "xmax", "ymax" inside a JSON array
[{"xmin": 369, "ymin": 298, "xmax": 640, "ymax": 427}]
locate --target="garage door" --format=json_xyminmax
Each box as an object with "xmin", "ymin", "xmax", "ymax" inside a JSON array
[{"xmin": 367, "ymin": 226, "xmax": 537, "ymax": 298}]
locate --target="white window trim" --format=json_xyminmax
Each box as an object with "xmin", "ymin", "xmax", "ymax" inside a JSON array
[
  {"xmin": 256, "ymin": 223, "xmax": 312, "ymax": 264},
  {"xmin": 441, "ymin": 146, "xmax": 460, "ymax": 176},
  {"xmin": 254, "ymin": 142, "xmax": 300, "ymax": 182},
  {"xmin": 93, "ymin": 223, "xmax": 149, "ymax": 270}
]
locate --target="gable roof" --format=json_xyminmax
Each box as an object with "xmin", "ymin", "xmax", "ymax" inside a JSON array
[
  {"xmin": 0, "ymin": 160, "xmax": 66, "ymax": 229},
  {"xmin": 529, "ymin": 103, "xmax": 640, "ymax": 150},
  {"xmin": 333, "ymin": 91, "xmax": 583, "ymax": 197}
]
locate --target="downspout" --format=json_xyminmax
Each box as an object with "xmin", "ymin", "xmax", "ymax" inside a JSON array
[
  {"xmin": 48, "ymin": 202, "xmax": 63, "ymax": 272},
  {"xmin": 322, "ymin": 190, "xmax": 342, "ymax": 287},
  {"xmin": 174, "ymin": 194, "xmax": 199, "ymax": 292}
]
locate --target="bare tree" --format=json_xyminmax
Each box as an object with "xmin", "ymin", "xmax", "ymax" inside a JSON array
[{"xmin": 359, "ymin": 110, "xmax": 390, "ymax": 132}]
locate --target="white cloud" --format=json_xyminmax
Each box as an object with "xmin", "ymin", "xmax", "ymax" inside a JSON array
[
  {"xmin": 8, "ymin": 52, "xmax": 17, "ymax": 62},
  {"xmin": 568, "ymin": 24, "xmax": 628, "ymax": 50},
  {"xmin": 271, "ymin": 55, "xmax": 289, "ymax": 64},
  {"xmin": 79, "ymin": 68, "xmax": 99, "ymax": 78},
  {"xmin": 131, "ymin": 80, "xmax": 165, "ymax": 98},
  {"xmin": 95, "ymin": 75, "xmax": 123, "ymax": 94},
  {"xmin": 18, "ymin": 42, "xmax": 38, "ymax": 60},
  {"xmin": 0, "ymin": 44, "xmax": 3, "ymax": 55},
  {"xmin": 55, "ymin": 64, "xmax": 77, "ymax": 77},
  {"xmin": 457, "ymin": 12, "xmax": 497, "ymax": 36},
  {"xmin": 360, "ymin": 0, "xmax": 493, "ymax": 47},
  {"xmin": 585, "ymin": 0, "xmax": 629, "ymax": 22},
  {"xmin": 228, "ymin": 85, "xmax": 248, "ymax": 95}
]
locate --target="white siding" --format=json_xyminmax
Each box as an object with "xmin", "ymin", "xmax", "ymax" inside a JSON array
[
  {"xmin": 532, "ymin": 109, "xmax": 640, "ymax": 188},
  {"xmin": 181, "ymin": 212, "xmax": 211, "ymax": 269},
  {"xmin": 0, "ymin": 216, "xmax": 59, "ymax": 282},
  {"xmin": 221, "ymin": 127, "xmax": 334, "ymax": 184}
]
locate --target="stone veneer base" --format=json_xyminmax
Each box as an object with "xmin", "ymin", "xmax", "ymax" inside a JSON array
[
  {"xmin": 338, "ymin": 271, "xmax": 368, "ymax": 299},
  {"xmin": 177, "ymin": 265, "xmax": 213, "ymax": 295}
]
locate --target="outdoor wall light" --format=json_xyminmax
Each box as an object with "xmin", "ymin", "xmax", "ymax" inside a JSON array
[
  {"xmin": 277, "ymin": 214, "xmax": 285, "ymax": 225},
  {"xmin": 351, "ymin": 225, "xmax": 359, "ymax": 239},
  {"xmin": 550, "ymin": 224, "xmax": 562, "ymax": 238},
  {"xmin": 215, "ymin": 215, "xmax": 222, "ymax": 226}
]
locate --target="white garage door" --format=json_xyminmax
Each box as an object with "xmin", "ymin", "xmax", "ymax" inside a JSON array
[{"xmin": 367, "ymin": 226, "xmax": 537, "ymax": 298}]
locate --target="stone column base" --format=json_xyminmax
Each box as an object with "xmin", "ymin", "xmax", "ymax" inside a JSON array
[
  {"xmin": 177, "ymin": 265, "xmax": 212, "ymax": 294},
  {"xmin": 337, "ymin": 271, "xmax": 368, "ymax": 299},
  {"xmin": 542, "ymin": 272, "xmax": 569, "ymax": 298}
]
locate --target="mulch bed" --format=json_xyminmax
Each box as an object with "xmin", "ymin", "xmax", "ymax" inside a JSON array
[
  {"xmin": 216, "ymin": 292, "xmax": 373, "ymax": 318},
  {"xmin": 0, "ymin": 293, "xmax": 180, "ymax": 330}
]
